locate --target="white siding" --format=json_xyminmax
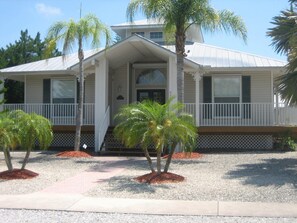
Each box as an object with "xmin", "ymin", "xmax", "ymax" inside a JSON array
[
  {"xmin": 251, "ymin": 73, "xmax": 272, "ymax": 103},
  {"xmin": 184, "ymin": 73, "xmax": 195, "ymax": 103},
  {"xmin": 112, "ymin": 64, "xmax": 128, "ymax": 121},
  {"xmin": 85, "ymin": 74, "xmax": 95, "ymax": 103},
  {"xmin": 26, "ymin": 76, "xmax": 43, "ymax": 103}
]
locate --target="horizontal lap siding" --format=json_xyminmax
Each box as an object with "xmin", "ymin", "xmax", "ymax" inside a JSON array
[
  {"xmin": 26, "ymin": 76, "xmax": 43, "ymax": 103},
  {"xmin": 184, "ymin": 73, "xmax": 195, "ymax": 103},
  {"xmin": 85, "ymin": 74, "xmax": 95, "ymax": 103}
]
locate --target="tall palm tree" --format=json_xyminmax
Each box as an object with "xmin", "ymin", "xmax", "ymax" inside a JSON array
[
  {"xmin": 46, "ymin": 14, "xmax": 111, "ymax": 151},
  {"xmin": 114, "ymin": 98, "xmax": 197, "ymax": 174},
  {"xmin": 268, "ymin": 1, "xmax": 297, "ymax": 104},
  {"xmin": 127, "ymin": 0, "xmax": 247, "ymax": 103}
]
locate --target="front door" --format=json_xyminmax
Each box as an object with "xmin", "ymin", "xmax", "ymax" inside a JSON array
[{"xmin": 137, "ymin": 89, "xmax": 165, "ymax": 104}]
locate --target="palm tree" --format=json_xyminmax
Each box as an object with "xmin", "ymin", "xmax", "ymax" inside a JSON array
[
  {"xmin": 0, "ymin": 110, "xmax": 53, "ymax": 171},
  {"xmin": 267, "ymin": 1, "xmax": 297, "ymax": 104},
  {"xmin": 46, "ymin": 14, "xmax": 111, "ymax": 151},
  {"xmin": 114, "ymin": 98, "xmax": 197, "ymax": 174},
  {"xmin": 127, "ymin": 0, "xmax": 247, "ymax": 103}
]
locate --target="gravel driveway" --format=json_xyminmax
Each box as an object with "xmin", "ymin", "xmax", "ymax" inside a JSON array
[{"xmin": 1, "ymin": 151, "xmax": 297, "ymax": 203}]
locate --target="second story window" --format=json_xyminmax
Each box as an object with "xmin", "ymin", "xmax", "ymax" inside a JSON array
[
  {"xmin": 132, "ymin": 32, "xmax": 145, "ymax": 37},
  {"xmin": 150, "ymin": 32, "xmax": 163, "ymax": 40}
]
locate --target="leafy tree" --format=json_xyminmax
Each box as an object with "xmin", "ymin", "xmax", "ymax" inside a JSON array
[
  {"xmin": 268, "ymin": 0, "xmax": 297, "ymax": 105},
  {"xmin": 127, "ymin": 0, "xmax": 247, "ymax": 103},
  {"xmin": 0, "ymin": 110, "xmax": 53, "ymax": 171},
  {"xmin": 0, "ymin": 30, "xmax": 61, "ymax": 103},
  {"xmin": 46, "ymin": 13, "xmax": 111, "ymax": 151},
  {"xmin": 114, "ymin": 98, "xmax": 197, "ymax": 174}
]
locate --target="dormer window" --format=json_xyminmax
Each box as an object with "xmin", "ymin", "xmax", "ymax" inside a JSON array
[
  {"xmin": 132, "ymin": 32, "xmax": 145, "ymax": 37},
  {"xmin": 150, "ymin": 32, "xmax": 163, "ymax": 40}
]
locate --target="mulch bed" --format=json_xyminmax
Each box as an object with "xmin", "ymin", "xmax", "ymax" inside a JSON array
[
  {"xmin": 56, "ymin": 151, "xmax": 92, "ymax": 158},
  {"xmin": 163, "ymin": 152, "xmax": 203, "ymax": 159},
  {"xmin": 0, "ymin": 169, "xmax": 39, "ymax": 180},
  {"xmin": 134, "ymin": 172, "xmax": 185, "ymax": 184}
]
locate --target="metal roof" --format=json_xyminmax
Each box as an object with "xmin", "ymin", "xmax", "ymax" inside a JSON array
[
  {"xmin": 165, "ymin": 43, "xmax": 287, "ymax": 68},
  {"xmin": 111, "ymin": 19, "xmax": 163, "ymax": 28},
  {"xmin": 0, "ymin": 38, "xmax": 286, "ymax": 75},
  {"xmin": 0, "ymin": 49, "xmax": 100, "ymax": 73}
]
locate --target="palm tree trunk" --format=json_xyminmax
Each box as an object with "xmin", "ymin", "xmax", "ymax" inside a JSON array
[
  {"xmin": 21, "ymin": 149, "xmax": 31, "ymax": 170},
  {"xmin": 3, "ymin": 148, "xmax": 13, "ymax": 171},
  {"xmin": 156, "ymin": 150, "xmax": 162, "ymax": 174},
  {"xmin": 143, "ymin": 148, "xmax": 155, "ymax": 173},
  {"xmin": 74, "ymin": 40, "xmax": 84, "ymax": 151},
  {"xmin": 164, "ymin": 143, "xmax": 177, "ymax": 173},
  {"xmin": 176, "ymin": 30, "xmax": 186, "ymax": 103}
]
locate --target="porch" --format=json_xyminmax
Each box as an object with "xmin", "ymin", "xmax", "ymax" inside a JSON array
[{"xmin": 4, "ymin": 102, "xmax": 297, "ymax": 127}]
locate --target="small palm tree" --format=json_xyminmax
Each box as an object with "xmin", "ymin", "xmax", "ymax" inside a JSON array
[
  {"xmin": 0, "ymin": 112, "xmax": 18, "ymax": 171},
  {"xmin": 114, "ymin": 98, "xmax": 197, "ymax": 174},
  {"xmin": 2, "ymin": 110, "xmax": 53, "ymax": 170},
  {"xmin": 46, "ymin": 13, "xmax": 111, "ymax": 151},
  {"xmin": 268, "ymin": 1, "xmax": 297, "ymax": 104},
  {"xmin": 127, "ymin": 0, "xmax": 247, "ymax": 103}
]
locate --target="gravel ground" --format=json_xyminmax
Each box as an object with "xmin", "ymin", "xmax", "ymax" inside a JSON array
[
  {"xmin": 0, "ymin": 209, "xmax": 297, "ymax": 223},
  {"xmin": 87, "ymin": 151, "xmax": 297, "ymax": 203},
  {"xmin": 1, "ymin": 151, "xmax": 297, "ymax": 204}
]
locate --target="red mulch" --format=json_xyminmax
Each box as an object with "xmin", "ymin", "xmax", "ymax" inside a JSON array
[
  {"xmin": 0, "ymin": 169, "xmax": 39, "ymax": 180},
  {"xmin": 163, "ymin": 152, "xmax": 202, "ymax": 159},
  {"xmin": 134, "ymin": 172, "xmax": 185, "ymax": 184},
  {"xmin": 56, "ymin": 151, "xmax": 92, "ymax": 158}
]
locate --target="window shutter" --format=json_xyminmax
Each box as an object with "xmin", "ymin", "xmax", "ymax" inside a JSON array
[
  {"xmin": 242, "ymin": 76, "xmax": 251, "ymax": 118},
  {"xmin": 76, "ymin": 79, "xmax": 86, "ymax": 103},
  {"xmin": 203, "ymin": 76, "xmax": 212, "ymax": 119},
  {"xmin": 43, "ymin": 79, "xmax": 51, "ymax": 103}
]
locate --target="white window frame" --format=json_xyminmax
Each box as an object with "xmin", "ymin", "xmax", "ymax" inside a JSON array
[
  {"xmin": 212, "ymin": 75, "xmax": 242, "ymax": 118},
  {"xmin": 149, "ymin": 31, "xmax": 163, "ymax": 42}
]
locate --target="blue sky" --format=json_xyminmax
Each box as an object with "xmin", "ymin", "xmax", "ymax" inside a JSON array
[{"xmin": 0, "ymin": 0, "xmax": 290, "ymax": 61}]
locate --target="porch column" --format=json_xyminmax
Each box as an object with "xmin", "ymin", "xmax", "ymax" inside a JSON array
[
  {"xmin": 168, "ymin": 56, "xmax": 177, "ymax": 103},
  {"xmin": 94, "ymin": 58, "xmax": 109, "ymax": 149},
  {"xmin": 194, "ymin": 72, "xmax": 202, "ymax": 126}
]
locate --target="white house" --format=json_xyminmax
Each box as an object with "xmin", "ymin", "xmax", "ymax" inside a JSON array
[{"xmin": 1, "ymin": 19, "xmax": 295, "ymax": 151}]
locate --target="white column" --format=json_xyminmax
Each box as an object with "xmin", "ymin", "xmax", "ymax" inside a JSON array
[
  {"xmin": 194, "ymin": 72, "xmax": 202, "ymax": 126},
  {"xmin": 95, "ymin": 58, "xmax": 108, "ymax": 149},
  {"xmin": 271, "ymin": 71, "xmax": 275, "ymax": 125},
  {"xmin": 168, "ymin": 56, "xmax": 177, "ymax": 103}
]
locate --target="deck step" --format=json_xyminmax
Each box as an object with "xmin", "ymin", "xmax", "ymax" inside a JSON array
[{"xmin": 100, "ymin": 126, "xmax": 156, "ymax": 157}]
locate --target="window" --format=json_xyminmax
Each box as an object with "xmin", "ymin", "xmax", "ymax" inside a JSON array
[
  {"xmin": 52, "ymin": 79, "xmax": 76, "ymax": 103},
  {"xmin": 132, "ymin": 32, "xmax": 145, "ymax": 37},
  {"xmin": 213, "ymin": 77, "xmax": 240, "ymax": 117},
  {"xmin": 136, "ymin": 69, "xmax": 166, "ymax": 85},
  {"xmin": 150, "ymin": 32, "xmax": 163, "ymax": 39}
]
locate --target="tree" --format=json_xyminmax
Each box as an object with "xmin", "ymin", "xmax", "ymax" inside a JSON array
[
  {"xmin": 127, "ymin": 0, "xmax": 247, "ymax": 103},
  {"xmin": 0, "ymin": 110, "xmax": 53, "ymax": 171},
  {"xmin": 114, "ymin": 98, "xmax": 197, "ymax": 174},
  {"xmin": 267, "ymin": 0, "xmax": 297, "ymax": 105},
  {"xmin": 46, "ymin": 14, "xmax": 111, "ymax": 151},
  {"xmin": 0, "ymin": 30, "xmax": 61, "ymax": 103}
]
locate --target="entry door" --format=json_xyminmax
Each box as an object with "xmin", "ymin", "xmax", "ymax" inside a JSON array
[{"xmin": 137, "ymin": 89, "xmax": 165, "ymax": 104}]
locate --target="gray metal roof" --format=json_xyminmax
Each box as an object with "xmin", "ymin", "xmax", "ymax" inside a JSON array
[
  {"xmin": 0, "ymin": 49, "xmax": 100, "ymax": 73},
  {"xmin": 0, "ymin": 38, "xmax": 286, "ymax": 75},
  {"xmin": 165, "ymin": 43, "xmax": 286, "ymax": 68}
]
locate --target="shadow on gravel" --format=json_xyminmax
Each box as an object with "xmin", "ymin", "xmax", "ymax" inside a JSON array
[
  {"xmin": 102, "ymin": 175, "xmax": 170, "ymax": 194},
  {"xmin": 226, "ymin": 158, "xmax": 297, "ymax": 188}
]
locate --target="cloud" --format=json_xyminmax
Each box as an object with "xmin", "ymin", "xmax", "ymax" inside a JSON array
[{"xmin": 35, "ymin": 3, "xmax": 62, "ymax": 16}]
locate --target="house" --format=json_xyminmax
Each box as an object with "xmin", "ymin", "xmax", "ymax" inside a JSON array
[{"xmin": 0, "ymin": 19, "xmax": 296, "ymax": 151}]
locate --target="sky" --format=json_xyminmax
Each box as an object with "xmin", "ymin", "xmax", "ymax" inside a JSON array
[{"xmin": 0, "ymin": 0, "xmax": 291, "ymax": 61}]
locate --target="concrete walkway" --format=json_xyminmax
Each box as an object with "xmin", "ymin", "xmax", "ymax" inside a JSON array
[{"xmin": 1, "ymin": 193, "xmax": 297, "ymax": 218}]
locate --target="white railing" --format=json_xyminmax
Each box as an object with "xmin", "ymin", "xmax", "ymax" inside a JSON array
[
  {"xmin": 3, "ymin": 103, "xmax": 95, "ymax": 125},
  {"xmin": 183, "ymin": 103, "xmax": 297, "ymax": 127},
  {"xmin": 96, "ymin": 106, "xmax": 110, "ymax": 152}
]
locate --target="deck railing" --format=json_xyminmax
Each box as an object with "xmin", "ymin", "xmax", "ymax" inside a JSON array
[
  {"xmin": 3, "ymin": 103, "xmax": 95, "ymax": 125},
  {"xmin": 183, "ymin": 103, "xmax": 297, "ymax": 127}
]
